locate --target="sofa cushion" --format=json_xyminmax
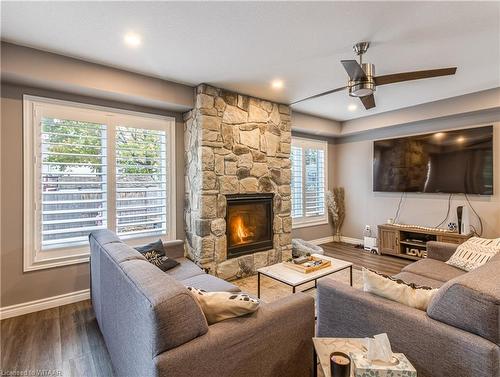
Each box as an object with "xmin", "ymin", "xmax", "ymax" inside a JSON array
[
  {"xmin": 187, "ymin": 286, "xmax": 259, "ymax": 324},
  {"xmin": 363, "ymin": 268, "xmax": 438, "ymax": 310},
  {"xmin": 134, "ymin": 238, "xmax": 165, "ymax": 254},
  {"xmin": 163, "ymin": 239, "xmax": 185, "ymax": 259},
  {"xmin": 427, "ymin": 259, "xmax": 500, "ymax": 345},
  {"xmin": 182, "ymin": 274, "xmax": 241, "ymax": 293},
  {"xmin": 165, "ymin": 257, "xmax": 205, "ymax": 280},
  {"xmin": 402, "ymin": 258, "xmax": 465, "ymax": 282},
  {"xmin": 101, "ymin": 241, "xmax": 146, "ymax": 264},
  {"xmin": 135, "ymin": 239, "xmax": 180, "ymax": 272},
  {"xmin": 89, "ymin": 229, "xmax": 122, "ymax": 246},
  {"xmin": 446, "ymin": 237, "xmax": 500, "ymax": 271},
  {"xmin": 393, "ymin": 272, "xmax": 445, "ymax": 289},
  {"xmin": 118, "ymin": 260, "xmax": 209, "ymax": 352}
]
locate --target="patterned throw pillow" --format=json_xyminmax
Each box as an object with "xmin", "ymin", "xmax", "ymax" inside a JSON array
[
  {"xmin": 187, "ymin": 287, "xmax": 260, "ymax": 324},
  {"xmin": 362, "ymin": 268, "xmax": 438, "ymax": 310},
  {"xmin": 446, "ymin": 237, "xmax": 500, "ymax": 271},
  {"xmin": 134, "ymin": 239, "xmax": 180, "ymax": 272}
]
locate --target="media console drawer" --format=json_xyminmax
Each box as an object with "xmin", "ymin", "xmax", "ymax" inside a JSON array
[{"xmin": 437, "ymin": 235, "xmax": 465, "ymax": 244}]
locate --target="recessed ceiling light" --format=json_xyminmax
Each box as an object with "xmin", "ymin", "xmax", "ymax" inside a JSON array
[
  {"xmin": 271, "ymin": 79, "xmax": 284, "ymax": 89},
  {"xmin": 457, "ymin": 136, "xmax": 466, "ymax": 143},
  {"xmin": 348, "ymin": 103, "xmax": 357, "ymax": 111},
  {"xmin": 124, "ymin": 32, "xmax": 141, "ymax": 47},
  {"xmin": 433, "ymin": 132, "xmax": 445, "ymax": 140}
]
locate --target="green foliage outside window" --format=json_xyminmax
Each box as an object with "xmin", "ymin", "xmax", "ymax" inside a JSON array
[
  {"xmin": 42, "ymin": 118, "xmax": 103, "ymax": 172},
  {"xmin": 116, "ymin": 126, "xmax": 163, "ymax": 176},
  {"xmin": 42, "ymin": 119, "xmax": 164, "ymax": 175}
]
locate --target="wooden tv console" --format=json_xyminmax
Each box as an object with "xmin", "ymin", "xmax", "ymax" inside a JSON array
[{"xmin": 378, "ymin": 224, "xmax": 472, "ymax": 260}]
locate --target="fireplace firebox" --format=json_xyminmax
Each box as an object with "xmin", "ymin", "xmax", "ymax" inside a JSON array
[{"xmin": 226, "ymin": 194, "xmax": 273, "ymax": 259}]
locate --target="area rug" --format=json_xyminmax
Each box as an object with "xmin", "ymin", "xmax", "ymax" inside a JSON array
[{"xmin": 233, "ymin": 267, "xmax": 363, "ymax": 303}]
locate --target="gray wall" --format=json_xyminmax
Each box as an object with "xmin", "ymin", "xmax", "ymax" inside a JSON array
[
  {"xmin": 0, "ymin": 84, "xmax": 185, "ymax": 307},
  {"xmin": 1, "ymin": 42, "xmax": 193, "ymax": 112},
  {"xmin": 335, "ymin": 114, "xmax": 500, "ymax": 240},
  {"xmin": 291, "ymin": 111, "xmax": 341, "ymax": 137},
  {"xmin": 341, "ymin": 88, "xmax": 500, "ymax": 135}
]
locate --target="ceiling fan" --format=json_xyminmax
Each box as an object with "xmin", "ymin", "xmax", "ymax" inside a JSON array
[{"xmin": 291, "ymin": 42, "xmax": 457, "ymax": 110}]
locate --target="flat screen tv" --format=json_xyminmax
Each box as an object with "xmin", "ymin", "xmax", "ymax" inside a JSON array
[{"xmin": 373, "ymin": 125, "xmax": 493, "ymax": 194}]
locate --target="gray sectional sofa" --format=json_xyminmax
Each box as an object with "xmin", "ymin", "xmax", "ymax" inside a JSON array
[
  {"xmin": 89, "ymin": 230, "xmax": 315, "ymax": 377},
  {"xmin": 317, "ymin": 241, "xmax": 500, "ymax": 377}
]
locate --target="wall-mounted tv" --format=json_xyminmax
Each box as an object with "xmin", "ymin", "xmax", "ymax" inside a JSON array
[{"xmin": 373, "ymin": 125, "xmax": 493, "ymax": 194}]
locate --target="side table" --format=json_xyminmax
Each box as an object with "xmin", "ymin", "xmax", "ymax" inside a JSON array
[{"xmin": 313, "ymin": 338, "xmax": 367, "ymax": 377}]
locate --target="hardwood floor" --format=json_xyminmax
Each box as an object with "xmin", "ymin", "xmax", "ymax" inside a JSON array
[
  {"xmin": 321, "ymin": 241, "xmax": 412, "ymax": 276},
  {"xmin": 1, "ymin": 242, "xmax": 410, "ymax": 376},
  {"xmin": 1, "ymin": 300, "xmax": 113, "ymax": 376}
]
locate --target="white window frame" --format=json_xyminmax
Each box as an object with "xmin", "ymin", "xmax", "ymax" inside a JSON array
[
  {"xmin": 291, "ymin": 137, "xmax": 328, "ymax": 229},
  {"xmin": 23, "ymin": 96, "xmax": 176, "ymax": 271}
]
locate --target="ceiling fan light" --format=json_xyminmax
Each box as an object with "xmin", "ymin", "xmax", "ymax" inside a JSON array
[{"xmin": 348, "ymin": 82, "xmax": 375, "ymax": 97}]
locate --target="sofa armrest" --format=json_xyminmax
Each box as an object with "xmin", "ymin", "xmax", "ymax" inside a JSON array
[
  {"xmin": 163, "ymin": 239, "xmax": 185, "ymax": 259},
  {"xmin": 426, "ymin": 241, "xmax": 458, "ymax": 261},
  {"xmin": 155, "ymin": 293, "xmax": 315, "ymax": 377},
  {"xmin": 317, "ymin": 279, "xmax": 499, "ymax": 377}
]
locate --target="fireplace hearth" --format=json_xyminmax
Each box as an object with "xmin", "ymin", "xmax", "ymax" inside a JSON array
[{"xmin": 226, "ymin": 194, "xmax": 273, "ymax": 259}]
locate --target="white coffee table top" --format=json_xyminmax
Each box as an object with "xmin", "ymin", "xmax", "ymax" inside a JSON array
[{"xmin": 257, "ymin": 254, "xmax": 352, "ymax": 287}]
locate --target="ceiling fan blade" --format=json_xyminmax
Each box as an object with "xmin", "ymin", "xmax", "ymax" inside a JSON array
[
  {"xmin": 290, "ymin": 86, "xmax": 347, "ymax": 105},
  {"xmin": 374, "ymin": 67, "xmax": 457, "ymax": 86},
  {"xmin": 341, "ymin": 60, "xmax": 367, "ymax": 81},
  {"xmin": 359, "ymin": 94, "xmax": 375, "ymax": 109}
]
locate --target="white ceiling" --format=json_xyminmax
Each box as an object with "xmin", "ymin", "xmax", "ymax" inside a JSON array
[{"xmin": 1, "ymin": 1, "xmax": 499, "ymax": 121}]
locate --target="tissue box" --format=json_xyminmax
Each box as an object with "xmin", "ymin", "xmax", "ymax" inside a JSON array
[{"xmin": 349, "ymin": 352, "xmax": 417, "ymax": 377}]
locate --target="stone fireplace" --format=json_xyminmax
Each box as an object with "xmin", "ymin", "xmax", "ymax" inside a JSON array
[
  {"xmin": 183, "ymin": 84, "xmax": 292, "ymax": 280},
  {"xmin": 226, "ymin": 194, "xmax": 274, "ymax": 259}
]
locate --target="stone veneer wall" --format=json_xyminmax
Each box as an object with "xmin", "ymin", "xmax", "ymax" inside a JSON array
[{"xmin": 183, "ymin": 84, "xmax": 292, "ymax": 280}]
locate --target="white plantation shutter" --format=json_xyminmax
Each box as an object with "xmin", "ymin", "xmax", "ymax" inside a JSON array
[
  {"xmin": 115, "ymin": 126, "xmax": 168, "ymax": 238},
  {"xmin": 24, "ymin": 97, "xmax": 175, "ymax": 271},
  {"xmin": 41, "ymin": 118, "xmax": 108, "ymax": 249},
  {"xmin": 291, "ymin": 146, "xmax": 303, "ymax": 218},
  {"xmin": 305, "ymin": 148, "xmax": 325, "ymax": 217},
  {"xmin": 290, "ymin": 138, "xmax": 328, "ymax": 227}
]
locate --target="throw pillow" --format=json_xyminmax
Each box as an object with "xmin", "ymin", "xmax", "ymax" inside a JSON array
[
  {"xmin": 362, "ymin": 268, "xmax": 438, "ymax": 310},
  {"xmin": 134, "ymin": 239, "xmax": 180, "ymax": 272},
  {"xmin": 187, "ymin": 287, "xmax": 260, "ymax": 324},
  {"xmin": 446, "ymin": 237, "xmax": 500, "ymax": 271}
]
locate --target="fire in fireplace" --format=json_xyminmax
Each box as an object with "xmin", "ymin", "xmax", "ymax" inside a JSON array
[{"xmin": 226, "ymin": 194, "xmax": 273, "ymax": 258}]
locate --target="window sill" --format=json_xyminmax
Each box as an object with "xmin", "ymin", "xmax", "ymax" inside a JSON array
[
  {"xmin": 24, "ymin": 234, "xmax": 172, "ymax": 271},
  {"xmin": 292, "ymin": 219, "xmax": 329, "ymax": 229},
  {"xmin": 24, "ymin": 254, "xmax": 90, "ymax": 272}
]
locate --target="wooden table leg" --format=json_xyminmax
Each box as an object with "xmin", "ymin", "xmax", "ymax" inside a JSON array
[{"xmin": 313, "ymin": 347, "xmax": 318, "ymax": 377}]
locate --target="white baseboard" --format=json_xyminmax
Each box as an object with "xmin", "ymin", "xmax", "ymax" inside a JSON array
[
  {"xmin": 307, "ymin": 235, "xmax": 364, "ymax": 246},
  {"xmin": 0, "ymin": 289, "xmax": 90, "ymax": 320},
  {"xmin": 340, "ymin": 236, "xmax": 364, "ymax": 245},
  {"xmin": 308, "ymin": 236, "xmax": 334, "ymax": 245}
]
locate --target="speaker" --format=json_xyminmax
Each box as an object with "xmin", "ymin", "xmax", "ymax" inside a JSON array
[
  {"xmin": 461, "ymin": 206, "xmax": 471, "ymax": 235},
  {"xmin": 457, "ymin": 206, "xmax": 463, "ymax": 234}
]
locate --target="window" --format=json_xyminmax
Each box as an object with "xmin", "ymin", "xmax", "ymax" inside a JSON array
[
  {"xmin": 23, "ymin": 96, "xmax": 176, "ymax": 271},
  {"xmin": 290, "ymin": 137, "xmax": 328, "ymax": 228}
]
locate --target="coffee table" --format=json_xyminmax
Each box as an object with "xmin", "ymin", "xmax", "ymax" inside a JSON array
[{"xmin": 256, "ymin": 254, "xmax": 353, "ymax": 298}]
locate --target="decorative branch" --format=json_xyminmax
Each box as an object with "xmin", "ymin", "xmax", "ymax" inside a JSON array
[{"xmin": 326, "ymin": 187, "xmax": 345, "ymax": 241}]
